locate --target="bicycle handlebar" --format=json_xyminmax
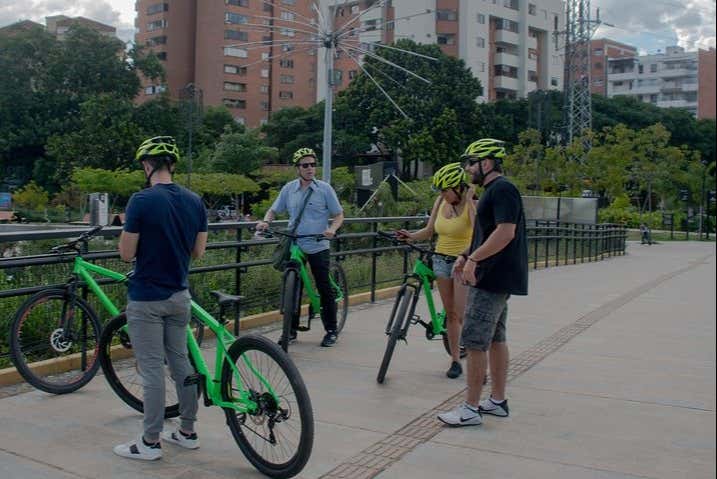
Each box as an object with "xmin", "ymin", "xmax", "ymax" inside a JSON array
[
  {"xmin": 50, "ymin": 226, "xmax": 104, "ymax": 254},
  {"xmin": 253, "ymin": 227, "xmax": 340, "ymax": 241},
  {"xmin": 376, "ymin": 230, "xmax": 457, "ymax": 260}
]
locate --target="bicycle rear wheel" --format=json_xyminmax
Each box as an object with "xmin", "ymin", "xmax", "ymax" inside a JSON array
[
  {"xmin": 331, "ymin": 263, "xmax": 349, "ymax": 334},
  {"xmin": 221, "ymin": 334, "xmax": 313, "ymax": 479},
  {"xmin": 98, "ymin": 312, "xmax": 198, "ymax": 418},
  {"xmin": 9, "ymin": 289, "xmax": 101, "ymax": 394},
  {"xmin": 377, "ymin": 285, "xmax": 415, "ymax": 384}
]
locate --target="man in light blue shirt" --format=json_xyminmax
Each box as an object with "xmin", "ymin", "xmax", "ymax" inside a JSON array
[{"xmin": 257, "ymin": 147, "xmax": 344, "ymax": 346}]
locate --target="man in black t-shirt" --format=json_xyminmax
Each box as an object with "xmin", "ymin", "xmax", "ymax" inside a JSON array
[
  {"xmin": 438, "ymin": 138, "xmax": 528, "ymax": 427},
  {"xmin": 114, "ymin": 136, "xmax": 208, "ymax": 460}
]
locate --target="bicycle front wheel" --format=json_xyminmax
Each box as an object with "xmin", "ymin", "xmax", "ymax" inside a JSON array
[
  {"xmin": 331, "ymin": 263, "xmax": 349, "ymax": 334},
  {"xmin": 222, "ymin": 334, "xmax": 313, "ymax": 479},
  {"xmin": 279, "ymin": 269, "xmax": 300, "ymax": 353},
  {"xmin": 377, "ymin": 285, "xmax": 415, "ymax": 384},
  {"xmin": 9, "ymin": 289, "xmax": 102, "ymax": 394},
  {"xmin": 98, "ymin": 312, "xmax": 198, "ymax": 418}
]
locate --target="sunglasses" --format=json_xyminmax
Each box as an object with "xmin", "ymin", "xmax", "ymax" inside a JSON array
[{"xmin": 298, "ymin": 162, "xmax": 317, "ymax": 168}]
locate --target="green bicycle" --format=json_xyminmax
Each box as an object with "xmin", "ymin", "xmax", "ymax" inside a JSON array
[
  {"xmin": 7, "ymin": 226, "xmax": 204, "ymax": 394},
  {"xmin": 257, "ymin": 228, "xmax": 348, "ymax": 353},
  {"xmin": 375, "ymin": 231, "xmax": 466, "ymax": 384}
]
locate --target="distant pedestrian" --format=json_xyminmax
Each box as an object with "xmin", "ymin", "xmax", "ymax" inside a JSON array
[{"xmin": 639, "ymin": 223, "xmax": 652, "ymax": 245}]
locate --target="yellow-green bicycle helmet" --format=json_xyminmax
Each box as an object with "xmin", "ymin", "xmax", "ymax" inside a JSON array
[
  {"xmin": 432, "ymin": 162, "xmax": 467, "ymax": 191},
  {"xmin": 460, "ymin": 138, "xmax": 506, "ymax": 162},
  {"xmin": 292, "ymin": 147, "xmax": 317, "ymax": 164},
  {"xmin": 135, "ymin": 136, "xmax": 180, "ymax": 163}
]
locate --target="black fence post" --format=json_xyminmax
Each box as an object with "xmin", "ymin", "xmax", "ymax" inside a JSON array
[
  {"xmin": 533, "ymin": 223, "xmax": 539, "ymax": 270},
  {"xmin": 371, "ymin": 221, "xmax": 378, "ymax": 303}
]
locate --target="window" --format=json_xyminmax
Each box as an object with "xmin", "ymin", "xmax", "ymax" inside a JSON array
[
  {"xmin": 494, "ymin": 64, "xmax": 518, "ymax": 78},
  {"xmin": 593, "ymin": 48, "xmax": 603, "ymax": 56},
  {"xmin": 280, "ymin": 11, "xmax": 296, "ymax": 21},
  {"xmin": 279, "ymin": 59, "xmax": 294, "ymax": 68},
  {"xmin": 551, "ymin": 77, "xmax": 559, "ymax": 87},
  {"xmin": 224, "ymin": 30, "xmax": 248, "ymax": 41},
  {"xmin": 226, "ymin": 0, "xmax": 249, "ymax": 6},
  {"xmin": 262, "ymin": 52, "xmax": 270, "ymax": 60},
  {"xmin": 224, "ymin": 81, "xmax": 247, "ymax": 92},
  {"xmin": 147, "ymin": 19, "xmax": 167, "ymax": 31},
  {"xmin": 649, "ymin": 94, "xmax": 658, "ymax": 103},
  {"xmin": 594, "ymin": 62, "xmax": 603, "ymax": 69},
  {"xmin": 349, "ymin": 70, "xmax": 358, "ymax": 79},
  {"xmin": 528, "ymin": 48, "xmax": 538, "ymax": 60},
  {"xmin": 280, "ymin": 74, "xmax": 295, "ymax": 84},
  {"xmin": 224, "ymin": 47, "xmax": 248, "ymax": 57},
  {"xmin": 260, "ymin": 69, "xmax": 269, "ymax": 78},
  {"xmin": 260, "ymin": 101, "xmax": 270, "ymax": 111},
  {"xmin": 528, "ymin": 70, "xmax": 538, "ymax": 83},
  {"xmin": 476, "ymin": 37, "xmax": 485, "ymax": 48},
  {"xmin": 528, "ymin": 3, "xmax": 536, "ymax": 15},
  {"xmin": 225, "ymin": 12, "xmax": 248, "ymax": 24},
  {"xmin": 260, "ymin": 118, "xmax": 269, "ymax": 126},
  {"xmin": 593, "ymin": 78, "xmax": 603, "ymax": 86},
  {"xmin": 223, "ymin": 98, "xmax": 246, "ymax": 109},
  {"xmin": 281, "ymin": 44, "xmax": 294, "ymax": 52},
  {"xmin": 280, "ymin": 27, "xmax": 295, "ymax": 37},
  {"xmin": 156, "ymin": 52, "xmax": 167, "ymax": 60},
  {"xmin": 436, "ymin": 9, "xmax": 458, "ymax": 21},
  {"xmin": 260, "ymin": 84, "xmax": 269, "ymax": 93},
  {"xmin": 334, "ymin": 69, "xmax": 343, "ymax": 84},
  {"xmin": 279, "ymin": 90, "xmax": 294, "ymax": 99},
  {"xmin": 147, "ymin": 3, "xmax": 168, "ymax": 15},
  {"xmin": 495, "ymin": 18, "xmax": 519, "ymax": 33},
  {"xmin": 144, "ymin": 84, "xmax": 165, "ymax": 95},
  {"xmin": 477, "ymin": 13, "xmax": 485, "ymax": 24},
  {"xmin": 224, "ymin": 64, "xmax": 247, "ymax": 75},
  {"xmin": 437, "ymin": 34, "xmax": 456, "ymax": 45},
  {"xmin": 479, "ymin": 61, "xmax": 486, "ymax": 72},
  {"xmin": 351, "ymin": 4, "xmax": 359, "ymax": 13},
  {"xmin": 282, "ymin": 0, "xmax": 296, "ymax": 4},
  {"xmin": 504, "ymin": 0, "xmax": 519, "ymax": 10},
  {"xmin": 638, "ymin": 64, "xmax": 644, "ymax": 74},
  {"xmin": 650, "ymin": 64, "xmax": 657, "ymax": 72},
  {"xmin": 147, "ymin": 35, "xmax": 166, "ymax": 46},
  {"xmin": 235, "ymin": 116, "xmax": 246, "ymax": 125}
]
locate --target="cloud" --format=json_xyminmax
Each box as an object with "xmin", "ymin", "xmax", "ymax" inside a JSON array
[
  {"xmin": 595, "ymin": 0, "xmax": 716, "ymax": 51},
  {"xmin": 0, "ymin": 0, "xmax": 135, "ymax": 43}
]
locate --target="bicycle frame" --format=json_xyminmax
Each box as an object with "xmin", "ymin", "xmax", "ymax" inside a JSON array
[
  {"xmin": 404, "ymin": 257, "xmax": 447, "ymax": 337},
  {"xmin": 287, "ymin": 243, "xmax": 344, "ymax": 315},
  {"xmin": 73, "ymin": 256, "xmax": 276, "ymax": 414}
]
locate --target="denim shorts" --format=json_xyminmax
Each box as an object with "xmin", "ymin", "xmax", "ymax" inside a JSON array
[
  {"xmin": 462, "ymin": 288, "xmax": 510, "ymax": 351},
  {"xmin": 432, "ymin": 255, "xmax": 456, "ymax": 278}
]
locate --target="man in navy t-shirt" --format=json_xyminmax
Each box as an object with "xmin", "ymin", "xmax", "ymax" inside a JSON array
[{"xmin": 114, "ymin": 136, "xmax": 208, "ymax": 461}]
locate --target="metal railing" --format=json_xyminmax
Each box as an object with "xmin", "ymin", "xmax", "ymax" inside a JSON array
[{"xmin": 0, "ymin": 217, "xmax": 626, "ymax": 363}]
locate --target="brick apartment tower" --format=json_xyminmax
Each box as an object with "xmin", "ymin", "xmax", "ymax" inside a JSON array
[
  {"xmin": 698, "ymin": 48, "xmax": 715, "ymax": 120},
  {"xmin": 135, "ymin": 0, "xmax": 318, "ymax": 128},
  {"xmin": 589, "ymin": 38, "xmax": 637, "ymax": 96}
]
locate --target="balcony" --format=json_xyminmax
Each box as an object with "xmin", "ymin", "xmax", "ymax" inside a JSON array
[
  {"xmin": 495, "ymin": 75, "xmax": 519, "ymax": 91},
  {"xmin": 607, "ymin": 71, "xmax": 636, "ymax": 82},
  {"xmin": 495, "ymin": 52, "xmax": 519, "ymax": 67},
  {"xmin": 660, "ymin": 68, "xmax": 697, "ymax": 79},
  {"xmin": 657, "ymin": 99, "xmax": 693, "ymax": 108},
  {"xmin": 495, "ymin": 29, "xmax": 519, "ymax": 46},
  {"xmin": 527, "ymin": 35, "xmax": 537, "ymax": 50}
]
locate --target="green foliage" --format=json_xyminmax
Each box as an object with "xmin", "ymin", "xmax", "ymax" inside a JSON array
[
  {"xmin": 210, "ymin": 129, "xmax": 278, "ymax": 175},
  {"xmin": 12, "ymin": 181, "xmax": 49, "ymax": 210},
  {"xmin": 261, "ymin": 105, "xmax": 324, "ymax": 163}
]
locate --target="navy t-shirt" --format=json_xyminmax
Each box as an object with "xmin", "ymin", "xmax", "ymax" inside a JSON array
[
  {"xmin": 123, "ymin": 183, "xmax": 207, "ymax": 301},
  {"xmin": 469, "ymin": 176, "xmax": 528, "ymax": 295}
]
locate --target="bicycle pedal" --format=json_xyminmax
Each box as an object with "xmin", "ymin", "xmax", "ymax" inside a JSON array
[
  {"xmin": 296, "ymin": 326, "xmax": 310, "ymax": 332},
  {"xmin": 183, "ymin": 373, "xmax": 202, "ymax": 386}
]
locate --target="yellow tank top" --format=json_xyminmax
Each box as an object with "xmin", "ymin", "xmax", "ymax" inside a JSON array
[{"xmin": 434, "ymin": 201, "xmax": 473, "ymax": 255}]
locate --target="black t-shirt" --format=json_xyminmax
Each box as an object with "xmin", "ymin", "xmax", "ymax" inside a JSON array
[
  {"xmin": 124, "ymin": 183, "xmax": 208, "ymax": 301},
  {"xmin": 469, "ymin": 176, "xmax": 528, "ymax": 295}
]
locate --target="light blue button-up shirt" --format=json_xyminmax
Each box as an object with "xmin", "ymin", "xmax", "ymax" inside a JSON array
[{"xmin": 270, "ymin": 179, "xmax": 343, "ymax": 254}]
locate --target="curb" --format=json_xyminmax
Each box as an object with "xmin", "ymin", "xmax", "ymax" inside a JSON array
[{"xmin": 0, "ymin": 285, "xmax": 402, "ymax": 388}]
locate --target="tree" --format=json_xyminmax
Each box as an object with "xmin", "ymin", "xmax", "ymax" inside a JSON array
[
  {"xmin": 210, "ymin": 129, "xmax": 278, "ymax": 175},
  {"xmin": 12, "ymin": 181, "xmax": 49, "ymax": 211},
  {"xmin": 261, "ymin": 105, "xmax": 324, "ymax": 163}
]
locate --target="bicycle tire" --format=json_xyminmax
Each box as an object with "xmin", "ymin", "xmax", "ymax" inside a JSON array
[
  {"xmin": 377, "ymin": 285, "xmax": 415, "ymax": 384},
  {"xmin": 98, "ymin": 312, "xmax": 198, "ymax": 418},
  {"xmin": 279, "ymin": 269, "xmax": 299, "ymax": 353},
  {"xmin": 221, "ymin": 334, "xmax": 314, "ymax": 479},
  {"xmin": 9, "ymin": 289, "xmax": 102, "ymax": 394},
  {"xmin": 331, "ymin": 263, "xmax": 349, "ymax": 334}
]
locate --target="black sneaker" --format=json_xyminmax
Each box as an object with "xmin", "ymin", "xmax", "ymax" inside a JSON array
[
  {"xmin": 446, "ymin": 361, "xmax": 462, "ymax": 379},
  {"xmin": 320, "ymin": 331, "xmax": 338, "ymax": 347}
]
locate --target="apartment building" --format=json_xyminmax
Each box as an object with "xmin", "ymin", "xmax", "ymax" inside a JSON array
[
  {"xmin": 589, "ymin": 38, "xmax": 637, "ymax": 96},
  {"xmin": 0, "ymin": 16, "xmax": 116, "ymax": 39},
  {"xmin": 135, "ymin": 0, "xmax": 319, "ymax": 127},
  {"xmin": 606, "ymin": 46, "xmax": 707, "ymax": 117},
  {"xmin": 321, "ymin": 0, "xmax": 565, "ymax": 102},
  {"xmin": 697, "ymin": 48, "xmax": 715, "ymax": 119}
]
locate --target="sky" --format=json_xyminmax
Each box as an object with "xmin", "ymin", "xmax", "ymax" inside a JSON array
[{"xmin": 0, "ymin": 0, "xmax": 715, "ymax": 54}]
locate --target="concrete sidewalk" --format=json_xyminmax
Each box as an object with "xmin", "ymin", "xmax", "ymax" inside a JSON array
[{"xmin": 0, "ymin": 241, "xmax": 714, "ymax": 479}]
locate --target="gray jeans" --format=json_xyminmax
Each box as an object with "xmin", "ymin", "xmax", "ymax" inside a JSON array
[{"xmin": 126, "ymin": 289, "xmax": 197, "ymax": 441}]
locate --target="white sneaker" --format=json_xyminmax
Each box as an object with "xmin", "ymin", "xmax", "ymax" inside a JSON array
[
  {"xmin": 479, "ymin": 397, "xmax": 509, "ymax": 417},
  {"xmin": 437, "ymin": 402, "xmax": 482, "ymax": 426},
  {"xmin": 161, "ymin": 428, "xmax": 200, "ymax": 450},
  {"xmin": 113, "ymin": 435, "xmax": 162, "ymax": 461}
]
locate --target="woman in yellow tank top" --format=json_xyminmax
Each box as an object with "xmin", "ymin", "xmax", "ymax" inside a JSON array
[{"xmin": 396, "ymin": 163, "xmax": 476, "ymax": 379}]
